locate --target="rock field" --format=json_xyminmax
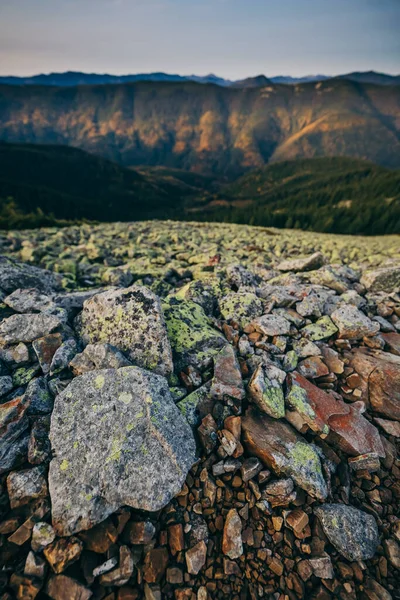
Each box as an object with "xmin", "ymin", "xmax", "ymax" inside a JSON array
[{"xmin": 0, "ymin": 220, "xmax": 399, "ymax": 600}]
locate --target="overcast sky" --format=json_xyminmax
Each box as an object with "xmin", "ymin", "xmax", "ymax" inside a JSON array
[{"xmin": 0, "ymin": 0, "xmax": 399, "ymax": 78}]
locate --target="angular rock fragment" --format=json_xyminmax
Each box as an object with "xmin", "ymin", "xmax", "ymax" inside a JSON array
[
  {"xmin": 185, "ymin": 541, "xmax": 207, "ymax": 575},
  {"xmin": 7, "ymin": 466, "xmax": 48, "ymax": 509},
  {"xmin": 0, "ymin": 256, "xmax": 60, "ymax": 294},
  {"xmin": 46, "ymin": 575, "xmax": 92, "ymax": 600},
  {"xmin": 277, "ymin": 252, "xmax": 325, "ymax": 272},
  {"xmin": 99, "ymin": 546, "xmax": 134, "ymax": 586},
  {"xmin": 43, "ymin": 537, "xmax": 82, "ymax": 573},
  {"xmin": 49, "ymin": 366, "xmax": 196, "ymax": 535},
  {"xmin": 177, "ymin": 384, "xmax": 213, "ymax": 428},
  {"xmin": 315, "ymin": 504, "xmax": 379, "ymax": 561},
  {"xmin": 163, "ymin": 298, "xmax": 226, "ymax": 370},
  {"xmin": 250, "ymin": 313, "xmax": 291, "ymax": 336},
  {"xmin": 301, "ymin": 316, "xmax": 338, "ymax": 341},
  {"xmin": 331, "ymin": 305, "xmax": 379, "ymax": 340},
  {"xmin": 219, "ymin": 292, "xmax": 263, "ymax": 328},
  {"xmin": 79, "ymin": 285, "xmax": 173, "ymax": 377},
  {"xmin": 69, "ymin": 343, "xmax": 131, "ymax": 376},
  {"xmin": 4, "ymin": 288, "xmax": 56, "ymax": 314},
  {"xmin": 347, "ymin": 348, "xmax": 400, "ymax": 421},
  {"xmin": 0, "ymin": 313, "xmax": 62, "ymax": 345},
  {"xmin": 286, "ymin": 372, "xmax": 385, "ymax": 457},
  {"xmin": 32, "ymin": 334, "xmax": 63, "ymax": 375},
  {"xmin": 25, "ymin": 377, "xmax": 54, "ymax": 415},
  {"xmin": 49, "ymin": 339, "xmax": 78, "ymax": 375},
  {"xmin": 242, "ymin": 407, "xmax": 328, "ymax": 500},
  {"xmin": 222, "ymin": 509, "xmax": 243, "ymax": 559},
  {"xmin": 210, "ymin": 344, "xmax": 245, "ymax": 402},
  {"xmin": 248, "ymin": 364, "xmax": 285, "ymax": 419},
  {"xmin": 31, "ymin": 522, "xmax": 56, "ymax": 552},
  {"xmin": 361, "ymin": 266, "xmax": 400, "ymax": 293}
]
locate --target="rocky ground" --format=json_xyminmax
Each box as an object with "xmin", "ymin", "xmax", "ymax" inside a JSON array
[{"xmin": 0, "ymin": 220, "xmax": 399, "ymax": 600}]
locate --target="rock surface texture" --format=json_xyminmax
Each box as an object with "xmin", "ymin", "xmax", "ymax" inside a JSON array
[{"xmin": 0, "ymin": 220, "xmax": 399, "ymax": 600}]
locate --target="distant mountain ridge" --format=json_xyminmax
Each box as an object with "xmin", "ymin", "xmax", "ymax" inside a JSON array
[
  {"xmin": 1, "ymin": 78, "xmax": 399, "ymax": 177},
  {"xmin": 0, "ymin": 70, "xmax": 399, "ymax": 87}
]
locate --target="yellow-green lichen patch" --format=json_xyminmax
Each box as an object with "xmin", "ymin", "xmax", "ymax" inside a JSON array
[
  {"xmin": 94, "ymin": 375, "xmax": 105, "ymax": 390},
  {"xmin": 60, "ymin": 459, "xmax": 69, "ymax": 471},
  {"xmin": 118, "ymin": 392, "xmax": 133, "ymax": 405}
]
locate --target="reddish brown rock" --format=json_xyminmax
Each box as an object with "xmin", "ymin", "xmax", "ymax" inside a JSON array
[
  {"xmin": 46, "ymin": 575, "xmax": 92, "ymax": 600},
  {"xmin": 210, "ymin": 344, "xmax": 245, "ymax": 401},
  {"xmin": 168, "ymin": 523, "xmax": 185, "ymax": 555},
  {"xmin": 222, "ymin": 509, "xmax": 243, "ymax": 559},
  {"xmin": 99, "ymin": 546, "xmax": 134, "ymax": 587},
  {"xmin": 185, "ymin": 541, "xmax": 207, "ymax": 575},
  {"xmin": 297, "ymin": 356, "xmax": 329, "ymax": 379},
  {"xmin": 382, "ymin": 332, "xmax": 400, "ymax": 356},
  {"xmin": 375, "ymin": 418, "xmax": 400, "ymax": 438},
  {"xmin": 348, "ymin": 348, "xmax": 400, "ymax": 421},
  {"xmin": 242, "ymin": 407, "xmax": 328, "ymax": 501},
  {"xmin": 79, "ymin": 519, "xmax": 118, "ymax": 553},
  {"xmin": 287, "ymin": 372, "xmax": 385, "ymax": 457},
  {"xmin": 143, "ymin": 548, "xmax": 169, "ymax": 583},
  {"xmin": 44, "ymin": 537, "xmax": 83, "ymax": 574},
  {"xmin": 123, "ymin": 520, "xmax": 155, "ymax": 545},
  {"xmin": 9, "ymin": 574, "xmax": 42, "ymax": 600}
]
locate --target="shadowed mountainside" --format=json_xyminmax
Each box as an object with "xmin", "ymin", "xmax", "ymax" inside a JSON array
[
  {"xmin": 0, "ymin": 79, "xmax": 400, "ymax": 178},
  {"xmin": 0, "ymin": 143, "xmax": 399, "ymax": 234}
]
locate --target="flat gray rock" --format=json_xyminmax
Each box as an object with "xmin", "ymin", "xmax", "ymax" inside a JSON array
[
  {"xmin": 78, "ymin": 286, "xmax": 173, "ymax": 377},
  {"xmin": 49, "ymin": 366, "xmax": 196, "ymax": 536},
  {"xmin": 315, "ymin": 504, "xmax": 379, "ymax": 561},
  {"xmin": 0, "ymin": 256, "xmax": 60, "ymax": 294},
  {"xmin": 0, "ymin": 313, "xmax": 62, "ymax": 345},
  {"xmin": 361, "ymin": 266, "xmax": 400, "ymax": 293},
  {"xmin": 277, "ymin": 252, "xmax": 325, "ymax": 272}
]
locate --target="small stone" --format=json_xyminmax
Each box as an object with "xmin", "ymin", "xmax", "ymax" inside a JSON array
[
  {"xmin": 185, "ymin": 541, "xmax": 207, "ymax": 575},
  {"xmin": 7, "ymin": 466, "xmax": 48, "ymax": 509},
  {"xmin": 46, "ymin": 575, "xmax": 92, "ymax": 600},
  {"xmin": 248, "ymin": 364, "xmax": 285, "ymax": 419},
  {"xmin": 24, "ymin": 551, "xmax": 47, "ymax": 579},
  {"xmin": 285, "ymin": 509, "xmax": 309, "ymax": 534},
  {"xmin": 92, "ymin": 557, "xmax": 119, "ymax": 578},
  {"xmin": 28, "ymin": 417, "xmax": 51, "ymax": 465},
  {"xmin": 168, "ymin": 523, "xmax": 185, "ymax": 555},
  {"xmin": 99, "ymin": 546, "xmax": 134, "ymax": 586},
  {"xmin": 219, "ymin": 292, "xmax": 263, "ymax": 329},
  {"xmin": 210, "ymin": 344, "xmax": 245, "ymax": 401},
  {"xmin": 0, "ymin": 375, "xmax": 13, "ymax": 398},
  {"xmin": 240, "ymin": 457, "xmax": 263, "ymax": 482},
  {"xmin": 309, "ymin": 554, "xmax": 334, "ymax": 579},
  {"xmin": 69, "ymin": 343, "xmax": 131, "ymax": 376},
  {"xmin": 9, "ymin": 574, "xmax": 42, "ymax": 600},
  {"xmin": 251, "ymin": 314, "xmax": 291, "ymax": 336},
  {"xmin": 32, "ymin": 334, "xmax": 63, "ymax": 375},
  {"xmin": 31, "ymin": 522, "xmax": 56, "ymax": 552},
  {"xmin": 331, "ymin": 305, "xmax": 379, "ymax": 340},
  {"xmin": 25, "ymin": 377, "xmax": 54, "ymax": 415},
  {"xmin": 79, "ymin": 519, "xmax": 118, "ymax": 553},
  {"xmin": 49, "ymin": 339, "xmax": 78, "ymax": 375},
  {"xmin": 348, "ymin": 453, "xmax": 381, "ymax": 472},
  {"xmin": 222, "ymin": 509, "xmax": 243, "ymax": 559},
  {"xmin": 143, "ymin": 548, "xmax": 169, "ymax": 583},
  {"xmin": 44, "ymin": 537, "xmax": 83, "ymax": 573},
  {"xmin": 301, "ymin": 316, "xmax": 338, "ymax": 341},
  {"xmin": 375, "ymin": 418, "xmax": 400, "ymax": 438},
  {"xmin": 277, "ymin": 252, "xmax": 325, "ymax": 272},
  {"xmin": 124, "ymin": 520, "xmax": 156, "ymax": 544},
  {"xmin": 383, "ymin": 538, "xmax": 400, "ymax": 569}
]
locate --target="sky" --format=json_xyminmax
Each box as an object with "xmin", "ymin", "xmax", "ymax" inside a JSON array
[{"xmin": 0, "ymin": 0, "xmax": 399, "ymax": 79}]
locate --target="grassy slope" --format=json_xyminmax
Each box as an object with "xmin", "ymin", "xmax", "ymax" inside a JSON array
[
  {"xmin": 0, "ymin": 142, "xmax": 215, "ymax": 226},
  {"xmin": 187, "ymin": 157, "xmax": 400, "ymax": 235}
]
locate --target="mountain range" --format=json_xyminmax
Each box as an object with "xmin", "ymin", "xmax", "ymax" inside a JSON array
[
  {"xmin": 1, "ymin": 78, "xmax": 399, "ymax": 178},
  {"xmin": 0, "ymin": 143, "xmax": 399, "ymax": 234},
  {"xmin": 0, "ymin": 70, "xmax": 399, "ymax": 87}
]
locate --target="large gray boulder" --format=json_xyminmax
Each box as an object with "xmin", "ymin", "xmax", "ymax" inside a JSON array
[
  {"xmin": 0, "ymin": 256, "xmax": 60, "ymax": 294},
  {"xmin": 49, "ymin": 366, "xmax": 196, "ymax": 536},
  {"xmin": 77, "ymin": 286, "xmax": 173, "ymax": 377},
  {"xmin": 315, "ymin": 504, "xmax": 379, "ymax": 561}
]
